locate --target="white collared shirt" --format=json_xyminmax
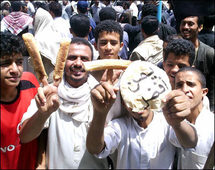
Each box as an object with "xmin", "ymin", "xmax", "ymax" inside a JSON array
[{"xmin": 96, "ymin": 112, "xmax": 176, "ymax": 169}]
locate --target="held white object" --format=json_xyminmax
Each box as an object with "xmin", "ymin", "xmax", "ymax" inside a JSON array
[
  {"xmin": 120, "ymin": 60, "xmax": 171, "ymax": 112},
  {"xmin": 83, "ymin": 59, "xmax": 131, "ymax": 71}
]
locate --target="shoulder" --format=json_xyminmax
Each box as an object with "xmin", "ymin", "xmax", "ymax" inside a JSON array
[
  {"xmin": 20, "ymin": 72, "xmax": 40, "ymax": 89},
  {"xmin": 199, "ymin": 41, "xmax": 214, "ymax": 53}
]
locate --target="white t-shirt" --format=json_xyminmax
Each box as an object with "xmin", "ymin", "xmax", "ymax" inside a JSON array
[
  {"xmin": 169, "ymin": 107, "xmax": 214, "ymax": 169},
  {"xmin": 96, "ymin": 112, "xmax": 176, "ymax": 169}
]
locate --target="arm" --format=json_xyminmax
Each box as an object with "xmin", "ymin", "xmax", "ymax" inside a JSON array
[
  {"xmin": 162, "ymin": 90, "xmax": 197, "ymax": 148},
  {"xmin": 19, "ymin": 84, "xmax": 59, "ymax": 143},
  {"xmin": 87, "ymin": 70, "xmax": 119, "ymax": 154}
]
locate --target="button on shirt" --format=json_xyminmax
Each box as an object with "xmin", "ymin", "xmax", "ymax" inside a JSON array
[{"xmin": 96, "ymin": 112, "xmax": 175, "ymax": 169}]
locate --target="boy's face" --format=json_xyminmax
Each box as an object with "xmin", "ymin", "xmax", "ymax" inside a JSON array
[
  {"xmin": 163, "ymin": 52, "xmax": 191, "ymax": 89},
  {"xmin": 175, "ymin": 71, "xmax": 208, "ymax": 110},
  {"xmin": 0, "ymin": 53, "xmax": 24, "ymax": 88},
  {"xmin": 95, "ymin": 31, "xmax": 123, "ymax": 59}
]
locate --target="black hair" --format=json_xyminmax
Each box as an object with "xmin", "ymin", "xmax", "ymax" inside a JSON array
[
  {"xmin": 71, "ymin": 37, "xmax": 93, "ymax": 60},
  {"xmin": 94, "ymin": 20, "xmax": 123, "ymax": 43},
  {"xmin": 164, "ymin": 38, "xmax": 195, "ymax": 65},
  {"xmin": 0, "ymin": 32, "xmax": 25, "ymax": 58},
  {"xmin": 49, "ymin": 2, "xmax": 62, "ymax": 17},
  {"xmin": 99, "ymin": 7, "xmax": 116, "ymax": 21},
  {"xmin": 176, "ymin": 67, "xmax": 206, "ymax": 88},
  {"xmin": 141, "ymin": 15, "xmax": 159, "ymax": 35},
  {"xmin": 34, "ymin": 2, "xmax": 49, "ymax": 11},
  {"xmin": 141, "ymin": 3, "xmax": 157, "ymax": 19},
  {"xmin": 11, "ymin": 1, "xmax": 22, "ymax": 12},
  {"xmin": 70, "ymin": 14, "xmax": 90, "ymax": 38}
]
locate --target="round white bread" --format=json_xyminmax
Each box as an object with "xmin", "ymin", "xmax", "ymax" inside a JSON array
[{"xmin": 120, "ymin": 60, "xmax": 171, "ymax": 112}]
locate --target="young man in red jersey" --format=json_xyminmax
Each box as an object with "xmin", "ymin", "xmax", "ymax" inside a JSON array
[{"xmin": 0, "ymin": 32, "xmax": 39, "ymax": 169}]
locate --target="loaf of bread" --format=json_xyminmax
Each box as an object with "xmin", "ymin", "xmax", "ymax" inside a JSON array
[
  {"xmin": 22, "ymin": 33, "xmax": 48, "ymax": 84},
  {"xmin": 53, "ymin": 39, "xmax": 71, "ymax": 82},
  {"xmin": 120, "ymin": 60, "xmax": 171, "ymax": 112},
  {"xmin": 83, "ymin": 59, "xmax": 131, "ymax": 71}
]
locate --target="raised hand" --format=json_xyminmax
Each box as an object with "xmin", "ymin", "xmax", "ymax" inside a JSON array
[
  {"xmin": 162, "ymin": 90, "xmax": 191, "ymax": 127},
  {"xmin": 91, "ymin": 69, "xmax": 121, "ymax": 114},
  {"xmin": 35, "ymin": 84, "xmax": 60, "ymax": 116}
]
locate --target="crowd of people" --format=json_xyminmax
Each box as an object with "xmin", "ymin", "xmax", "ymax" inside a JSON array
[{"xmin": 0, "ymin": 0, "xmax": 214, "ymax": 169}]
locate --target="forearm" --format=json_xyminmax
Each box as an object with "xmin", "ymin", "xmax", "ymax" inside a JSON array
[
  {"xmin": 86, "ymin": 110, "xmax": 107, "ymax": 154},
  {"xmin": 172, "ymin": 120, "xmax": 197, "ymax": 148},
  {"xmin": 19, "ymin": 111, "xmax": 50, "ymax": 143}
]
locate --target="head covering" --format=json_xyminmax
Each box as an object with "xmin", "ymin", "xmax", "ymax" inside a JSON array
[
  {"xmin": 34, "ymin": 8, "xmax": 61, "ymax": 65},
  {"xmin": 2, "ymin": 11, "xmax": 33, "ymax": 35},
  {"xmin": 1, "ymin": 1, "xmax": 11, "ymax": 8},
  {"xmin": 77, "ymin": 1, "xmax": 88, "ymax": 13}
]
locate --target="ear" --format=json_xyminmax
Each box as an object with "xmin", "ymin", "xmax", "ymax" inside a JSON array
[
  {"xmin": 94, "ymin": 41, "xmax": 98, "ymax": 51},
  {"xmin": 70, "ymin": 28, "xmax": 73, "ymax": 34},
  {"xmin": 89, "ymin": 26, "xmax": 92, "ymax": 33},
  {"xmin": 202, "ymin": 88, "xmax": 208, "ymax": 97},
  {"xmin": 119, "ymin": 41, "xmax": 124, "ymax": 52},
  {"xmin": 198, "ymin": 24, "xmax": 203, "ymax": 32}
]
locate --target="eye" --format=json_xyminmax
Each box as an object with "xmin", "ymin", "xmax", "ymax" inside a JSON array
[
  {"xmin": 16, "ymin": 59, "xmax": 23, "ymax": 66},
  {"xmin": 81, "ymin": 56, "xmax": 90, "ymax": 62},
  {"xmin": 67, "ymin": 55, "xmax": 77, "ymax": 61}
]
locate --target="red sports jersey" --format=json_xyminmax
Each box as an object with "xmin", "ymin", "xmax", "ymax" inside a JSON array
[{"xmin": 1, "ymin": 72, "xmax": 39, "ymax": 169}]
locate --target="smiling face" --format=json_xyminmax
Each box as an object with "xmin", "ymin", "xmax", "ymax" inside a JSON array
[
  {"xmin": 0, "ymin": 53, "xmax": 23, "ymax": 88},
  {"xmin": 64, "ymin": 43, "xmax": 92, "ymax": 88},
  {"xmin": 95, "ymin": 31, "xmax": 123, "ymax": 59},
  {"xmin": 179, "ymin": 16, "xmax": 201, "ymax": 41},
  {"xmin": 163, "ymin": 53, "xmax": 191, "ymax": 88},
  {"xmin": 175, "ymin": 71, "xmax": 207, "ymax": 110}
]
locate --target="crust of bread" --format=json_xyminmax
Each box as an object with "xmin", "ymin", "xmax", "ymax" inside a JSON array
[
  {"xmin": 22, "ymin": 33, "xmax": 47, "ymax": 83},
  {"xmin": 53, "ymin": 40, "xmax": 71, "ymax": 82},
  {"xmin": 83, "ymin": 59, "xmax": 131, "ymax": 71}
]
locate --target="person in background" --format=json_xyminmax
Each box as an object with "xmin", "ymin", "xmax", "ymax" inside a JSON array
[
  {"xmin": 198, "ymin": 15, "xmax": 215, "ymax": 49},
  {"xmin": 48, "ymin": 1, "xmax": 71, "ymax": 39},
  {"xmin": 172, "ymin": 67, "xmax": 214, "ymax": 169},
  {"xmin": 90, "ymin": 0, "xmax": 105, "ymax": 25},
  {"xmin": 76, "ymin": 0, "xmax": 96, "ymax": 42},
  {"xmin": 130, "ymin": 15, "xmax": 163, "ymax": 65},
  {"xmin": 70, "ymin": 13, "xmax": 99, "ymax": 60},
  {"xmin": 99, "ymin": 6, "xmax": 129, "ymax": 60},
  {"xmin": 1, "ymin": 1, "xmax": 33, "ymax": 37},
  {"xmin": 0, "ymin": 0, "xmax": 11, "ymax": 20},
  {"xmin": 23, "ymin": 0, "xmax": 35, "ymax": 17},
  {"xmin": 0, "ymin": 32, "xmax": 39, "ymax": 169},
  {"xmin": 91, "ymin": 19, "xmax": 124, "ymax": 81},
  {"xmin": 179, "ymin": 15, "xmax": 214, "ymax": 112}
]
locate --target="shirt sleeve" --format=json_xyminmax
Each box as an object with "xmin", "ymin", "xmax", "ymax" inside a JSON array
[
  {"xmin": 168, "ymin": 120, "xmax": 197, "ymax": 149},
  {"xmin": 95, "ymin": 120, "xmax": 122, "ymax": 159}
]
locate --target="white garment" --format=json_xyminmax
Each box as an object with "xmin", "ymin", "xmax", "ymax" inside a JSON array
[
  {"xmin": 27, "ymin": 1, "xmax": 35, "ymax": 17},
  {"xmin": 96, "ymin": 112, "xmax": 176, "ymax": 169},
  {"xmin": 169, "ymin": 107, "xmax": 214, "ymax": 169},
  {"xmin": 21, "ymin": 75, "xmax": 103, "ymax": 169},
  {"xmin": 129, "ymin": 2, "xmax": 138, "ymax": 18},
  {"xmin": 34, "ymin": 8, "xmax": 61, "ymax": 66},
  {"xmin": 130, "ymin": 35, "xmax": 163, "ymax": 65},
  {"xmin": 53, "ymin": 16, "xmax": 71, "ymax": 39}
]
